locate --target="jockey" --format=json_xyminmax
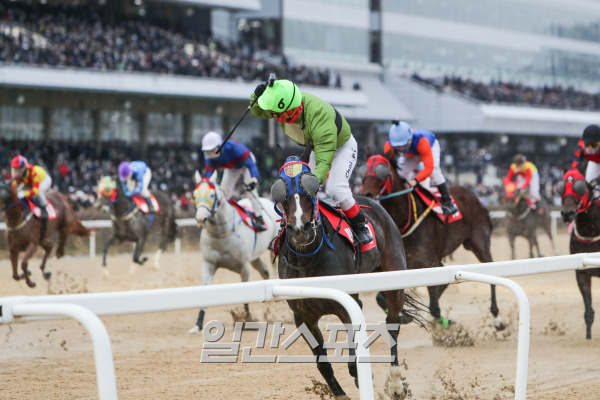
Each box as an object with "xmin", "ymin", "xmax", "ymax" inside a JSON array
[
  {"xmin": 385, "ymin": 121, "xmax": 458, "ymax": 216},
  {"xmin": 503, "ymin": 154, "xmax": 541, "ymax": 206},
  {"xmin": 201, "ymin": 131, "xmax": 266, "ymax": 231},
  {"xmin": 10, "ymin": 155, "xmax": 52, "ymax": 225},
  {"xmin": 250, "ymin": 78, "xmax": 373, "ymax": 245},
  {"xmin": 572, "ymin": 124, "xmax": 600, "ymax": 191},
  {"xmin": 118, "ymin": 161, "xmax": 154, "ymax": 212}
]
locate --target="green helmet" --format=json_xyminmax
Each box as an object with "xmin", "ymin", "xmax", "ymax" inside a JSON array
[{"xmin": 257, "ymin": 79, "xmax": 302, "ymax": 112}]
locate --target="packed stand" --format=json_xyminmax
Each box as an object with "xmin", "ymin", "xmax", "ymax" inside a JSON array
[
  {"xmin": 0, "ymin": 1, "xmax": 331, "ymax": 86},
  {"xmin": 410, "ymin": 73, "xmax": 600, "ymax": 111}
]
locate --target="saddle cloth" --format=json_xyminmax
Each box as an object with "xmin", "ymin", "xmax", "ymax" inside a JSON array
[
  {"xmin": 414, "ymin": 187, "xmax": 463, "ymax": 224},
  {"xmin": 228, "ymin": 198, "xmax": 266, "ymax": 232},
  {"xmin": 273, "ymin": 203, "xmax": 376, "ymax": 255},
  {"xmin": 26, "ymin": 198, "xmax": 58, "ymax": 220},
  {"xmin": 132, "ymin": 194, "xmax": 161, "ymax": 214}
]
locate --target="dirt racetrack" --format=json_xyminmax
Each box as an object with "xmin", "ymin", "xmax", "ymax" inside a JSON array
[{"xmin": 1, "ymin": 231, "xmax": 600, "ymax": 400}]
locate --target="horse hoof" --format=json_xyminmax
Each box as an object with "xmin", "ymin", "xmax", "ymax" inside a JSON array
[
  {"xmin": 27, "ymin": 281, "xmax": 36, "ymax": 288},
  {"xmin": 152, "ymin": 264, "xmax": 160, "ymax": 271},
  {"xmin": 140, "ymin": 257, "xmax": 148, "ymax": 265},
  {"xmin": 188, "ymin": 325, "xmax": 201, "ymax": 334},
  {"xmin": 13, "ymin": 275, "xmax": 21, "ymax": 281},
  {"xmin": 495, "ymin": 322, "xmax": 506, "ymax": 331},
  {"xmin": 43, "ymin": 271, "xmax": 52, "ymax": 280}
]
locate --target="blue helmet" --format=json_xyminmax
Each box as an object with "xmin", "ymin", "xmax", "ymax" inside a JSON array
[
  {"xmin": 389, "ymin": 121, "xmax": 413, "ymax": 147},
  {"xmin": 118, "ymin": 161, "xmax": 132, "ymax": 180}
]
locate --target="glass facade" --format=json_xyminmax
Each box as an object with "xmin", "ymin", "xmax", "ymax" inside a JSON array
[
  {"xmin": 52, "ymin": 108, "xmax": 94, "ymax": 141},
  {"xmin": 191, "ymin": 114, "xmax": 224, "ymax": 144},
  {"xmin": 0, "ymin": 106, "xmax": 43, "ymax": 140},
  {"xmin": 101, "ymin": 111, "xmax": 140, "ymax": 142},
  {"xmin": 147, "ymin": 112, "xmax": 183, "ymax": 144},
  {"xmin": 284, "ymin": 20, "xmax": 369, "ymax": 64}
]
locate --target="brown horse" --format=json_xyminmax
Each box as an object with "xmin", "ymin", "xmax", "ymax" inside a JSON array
[
  {"xmin": 360, "ymin": 152, "xmax": 505, "ymax": 330},
  {"xmin": 558, "ymin": 168, "xmax": 600, "ymax": 339},
  {"xmin": 0, "ymin": 181, "xmax": 93, "ymax": 288}
]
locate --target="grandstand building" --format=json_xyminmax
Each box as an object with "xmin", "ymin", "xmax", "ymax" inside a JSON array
[{"xmin": 1, "ymin": 0, "xmax": 600, "ymax": 186}]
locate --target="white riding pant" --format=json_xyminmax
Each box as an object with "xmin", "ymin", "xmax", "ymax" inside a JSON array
[
  {"xmin": 220, "ymin": 153, "xmax": 262, "ymax": 217},
  {"xmin": 586, "ymin": 160, "xmax": 600, "ymax": 183},
  {"xmin": 35, "ymin": 175, "xmax": 52, "ymax": 206},
  {"xmin": 515, "ymin": 171, "xmax": 541, "ymax": 200},
  {"xmin": 309, "ymin": 135, "xmax": 357, "ymax": 211},
  {"xmin": 396, "ymin": 139, "xmax": 446, "ymax": 186},
  {"xmin": 140, "ymin": 168, "xmax": 152, "ymax": 197}
]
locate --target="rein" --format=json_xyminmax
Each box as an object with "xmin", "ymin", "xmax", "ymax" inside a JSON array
[
  {"xmin": 400, "ymin": 192, "xmax": 434, "ymax": 238},
  {"xmin": 379, "ymin": 187, "xmax": 414, "ymax": 201},
  {"xmin": 4, "ymin": 199, "xmax": 33, "ymax": 232}
]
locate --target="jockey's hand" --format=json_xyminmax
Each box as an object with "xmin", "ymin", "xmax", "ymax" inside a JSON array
[
  {"xmin": 254, "ymin": 84, "xmax": 267, "ymax": 98},
  {"xmin": 408, "ymin": 179, "xmax": 418, "ymax": 188},
  {"xmin": 246, "ymin": 177, "xmax": 258, "ymax": 192},
  {"xmin": 16, "ymin": 190, "xmax": 25, "ymax": 199}
]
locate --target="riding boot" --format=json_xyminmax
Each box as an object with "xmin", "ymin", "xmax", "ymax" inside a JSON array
[
  {"xmin": 348, "ymin": 210, "xmax": 373, "ymax": 245},
  {"xmin": 39, "ymin": 206, "xmax": 48, "ymax": 244},
  {"xmin": 143, "ymin": 196, "xmax": 154, "ymax": 213},
  {"xmin": 253, "ymin": 215, "xmax": 267, "ymax": 232},
  {"xmin": 437, "ymin": 182, "xmax": 458, "ymax": 216}
]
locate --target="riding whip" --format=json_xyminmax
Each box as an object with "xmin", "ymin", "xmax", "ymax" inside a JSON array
[{"xmin": 216, "ymin": 73, "xmax": 277, "ymax": 154}]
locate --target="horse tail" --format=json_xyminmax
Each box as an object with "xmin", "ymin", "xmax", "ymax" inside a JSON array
[{"xmin": 69, "ymin": 219, "xmax": 96, "ymax": 237}]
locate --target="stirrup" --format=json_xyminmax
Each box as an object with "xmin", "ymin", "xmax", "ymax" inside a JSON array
[{"xmin": 441, "ymin": 203, "xmax": 458, "ymax": 215}]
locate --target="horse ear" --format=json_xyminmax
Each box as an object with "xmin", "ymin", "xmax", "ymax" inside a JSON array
[
  {"xmin": 383, "ymin": 148, "xmax": 394, "ymax": 161},
  {"xmin": 209, "ymin": 172, "xmax": 218, "ymax": 183},
  {"xmin": 300, "ymin": 140, "xmax": 313, "ymax": 164},
  {"xmin": 194, "ymin": 170, "xmax": 202, "ymax": 184},
  {"xmin": 275, "ymin": 145, "xmax": 285, "ymax": 168}
]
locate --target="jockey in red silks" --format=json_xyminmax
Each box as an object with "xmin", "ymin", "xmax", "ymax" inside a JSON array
[
  {"xmin": 385, "ymin": 120, "xmax": 458, "ymax": 215},
  {"xmin": 201, "ymin": 131, "xmax": 266, "ymax": 231},
  {"xmin": 503, "ymin": 154, "xmax": 541, "ymax": 208},
  {"xmin": 572, "ymin": 124, "xmax": 600, "ymax": 192}
]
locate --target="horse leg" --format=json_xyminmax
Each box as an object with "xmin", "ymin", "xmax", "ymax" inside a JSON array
[
  {"xmin": 39, "ymin": 239, "xmax": 54, "ymax": 280},
  {"xmin": 240, "ymin": 263, "xmax": 252, "ymax": 317},
  {"xmin": 508, "ymin": 231, "xmax": 517, "ymax": 260},
  {"xmin": 250, "ymin": 257, "xmax": 270, "ymax": 280},
  {"xmin": 102, "ymin": 235, "xmax": 116, "ymax": 267},
  {"xmin": 576, "ymin": 271, "xmax": 594, "ymax": 340},
  {"xmin": 296, "ymin": 313, "xmax": 346, "ymax": 397},
  {"xmin": 10, "ymin": 249, "xmax": 20, "ymax": 282},
  {"xmin": 55, "ymin": 226, "xmax": 69, "ymax": 259},
  {"xmin": 383, "ymin": 289, "xmax": 408, "ymax": 399},
  {"xmin": 530, "ymin": 233, "xmax": 541, "ymax": 258},
  {"xmin": 132, "ymin": 237, "xmax": 149, "ymax": 265},
  {"xmin": 428, "ymin": 285, "xmax": 452, "ymax": 327},
  {"xmin": 20, "ymin": 242, "xmax": 39, "ymax": 288},
  {"xmin": 189, "ymin": 260, "xmax": 216, "ymax": 334}
]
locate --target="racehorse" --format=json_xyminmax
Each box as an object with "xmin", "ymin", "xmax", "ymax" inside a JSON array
[
  {"xmin": 0, "ymin": 180, "xmax": 93, "ymax": 288},
  {"xmin": 95, "ymin": 176, "xmax": 178, "ymax": 276},
  {"xmin": 272, "ymin": 147, "xmax": 411, "ymax": 399},
  {"xmin": 188, "ymin": 170, "xmax": 279, "ymax": 333},
  {"xmin": 504, "ymin": 188, "xmax": 555, "ymax": 259},
  {"xmin": 360, "ymin": 152, "xmax": 505, "ymax": 331},
  {"xmin": 558, "ymin": 168, "xmax": 600, "ymax": 339}
]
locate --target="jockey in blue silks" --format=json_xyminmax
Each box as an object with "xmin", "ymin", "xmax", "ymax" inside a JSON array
[
  {"xmin": 202, "ymin": 131, "xmax": 266, "ymax": 231},
  {"xmin": 118, "ymin": 160, "xmax": 154, "ymax": 212}
]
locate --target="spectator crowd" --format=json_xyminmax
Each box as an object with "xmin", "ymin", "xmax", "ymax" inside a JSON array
[{"xmin": 0, "ymin": 1, "xmax": 332, "ymax": 86}]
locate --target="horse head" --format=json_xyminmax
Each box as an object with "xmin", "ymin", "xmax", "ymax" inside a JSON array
[
  {"xmin": 557, "ymin": 169, "xmax": 590, "ymax": 223},
  {"xmin": 95, "ymin": 176, "xmax": 117, "ymax": 209},
  {"xmin": 192, "ymin": 170, "xmax": 222, "ymax": 228},
  {"xmin": 0, "ymin": 181, "xmax": 13, "ymax": 210},
  {"xmin": 271, "ymin": 155, "xmax": 320, "ymax": 246},
  {"xmin": 360, "ymin": 154, "xmax": 405, "ymax": 199}
]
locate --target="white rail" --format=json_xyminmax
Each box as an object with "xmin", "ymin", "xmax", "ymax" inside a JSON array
[{"xmin": 2, "ymin": 253, "xmax": 600, "ymax": 399}]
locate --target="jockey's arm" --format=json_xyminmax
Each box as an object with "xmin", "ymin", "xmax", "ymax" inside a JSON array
[
  {"xmin": 571, "ymin": 141, "xmax": 586, "ymax": 172},
  {"xmin": 310, "ymin": 114, "xmax": 338, "ymax": 184},
  {"xmin": 503, "ymin": 166, "xmax": 516, "ymax": 186},
  {"xmin": 413, "ymin": 139, "xmax": 434, "ymax": 183},
  {"xmin": 519, "ymin": 168, "xmax": 533, "ymax": 190}
]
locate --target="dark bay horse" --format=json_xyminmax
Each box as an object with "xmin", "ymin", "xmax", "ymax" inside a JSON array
[
  {"xmin": 558, "ymin": 168, "xmax": 600, "ymax": 339},
  {"xmin": 272, "ymin": 150, "xmax": 412, "ymax": 398},
  {"xmin": 95, "ymin": 176, "xmax": 178, "ymax": 276},
  {"xmin": 0, "ymin": 181, "xmax": 93, "ymax": 288},
  {"xmin": 504, "ymin": 191, "xmax": 555, "ymax": 259},
  {"xmin": 360, "ymin": 153, "xmax": 505, "ymax": 331}
]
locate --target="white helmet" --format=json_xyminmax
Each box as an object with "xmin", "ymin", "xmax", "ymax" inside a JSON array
[
  {"xmin": 389, "ymin": 121, "xmax": 413, "ymax": 147},
  {"xmin": 201, "ymin": 131, "xmax": 223, "ymax": 151}
]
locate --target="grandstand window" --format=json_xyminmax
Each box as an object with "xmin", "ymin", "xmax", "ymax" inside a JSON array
[
  {"xmin": 148, "ymin": 113, "xmax": 183, "ymax": 144},
  {"xmin": 52, "ymin": 109, "xmax": 93, "ymax": 141},
  {"xmin": 191, "ymin": 114, "xmax": 223, "ymax": 144},
  {"xmin": 0, "ymin": 106, "xmax": 43, "ymax": 140},
  {"xmin": 101, "ymin": 111, "xmax": 139, "ymax": 143}
]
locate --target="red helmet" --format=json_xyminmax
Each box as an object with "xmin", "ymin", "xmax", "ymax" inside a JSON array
[{"xmin": 11, "ymin": 155, "xmax": 28, "ymax": 168}]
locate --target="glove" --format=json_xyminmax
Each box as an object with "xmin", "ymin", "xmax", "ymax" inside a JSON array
[
  {"xmin": 246, "ymin": 181, "xmax": 257, "ymax": 191},
  {"xmin": 254, "ymin": 83, "xmax": 267, "ymax": 98},
  {"xmin": 16, "ymin": 190, "xmax": 25, "ymax": 199}
]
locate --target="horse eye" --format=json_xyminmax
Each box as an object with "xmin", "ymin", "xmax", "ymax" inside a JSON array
[
  {"xmin": 573, "ymin": 180, "xmax": 587, "ymax": 196},
  {"xmin": 555, "ymin": 181, "xmax": 565, "ymax": 195}
]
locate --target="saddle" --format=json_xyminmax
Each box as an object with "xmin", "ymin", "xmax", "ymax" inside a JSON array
[
  {"xmin": 132, "ymin": 194, "xmax": 160, "ymax": 214},
  {"xmin": 26, "ymin": 198, "xmax": 58, "ymax": 220},
  {"xmin": 228, "ymin": 198, "xmax": 267, "ymax": 232},
  {"xmin": 413, "ymin": 186, "xmax": 463, "ymax": 224}
]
